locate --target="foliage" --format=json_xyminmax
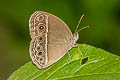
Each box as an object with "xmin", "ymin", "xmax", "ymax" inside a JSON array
[{"xmin": 8, "ymin": 44, "xmax": 120, "ymax": 80}]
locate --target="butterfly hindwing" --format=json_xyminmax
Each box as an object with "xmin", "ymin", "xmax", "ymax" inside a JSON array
[{"xmin": 30, "ymin": 35, "xmax": 48, "ymax": 68}]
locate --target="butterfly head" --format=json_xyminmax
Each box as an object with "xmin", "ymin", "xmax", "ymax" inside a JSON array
[
  {"xmin": 74, "ymin": 14, "xmax": 89, "ymax": 44},
  {"xmin": 73, "ymin": 32, "xmax": 79, "ymax": 43}
]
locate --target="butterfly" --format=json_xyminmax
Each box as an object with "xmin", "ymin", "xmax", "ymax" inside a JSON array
[{"xmin": 29, "ymin": 11, "xmax": 89, "ymax": 69}]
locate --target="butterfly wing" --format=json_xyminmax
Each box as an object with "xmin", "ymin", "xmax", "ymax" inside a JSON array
[{"xmin": 29, "ymin": 11, "xmax": 74, "ymax": 69}]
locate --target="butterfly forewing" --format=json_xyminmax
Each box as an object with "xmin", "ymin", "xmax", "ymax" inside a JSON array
[{"xmin": 29, "ymin": 11, "xmax": 48, "ymax": 38}]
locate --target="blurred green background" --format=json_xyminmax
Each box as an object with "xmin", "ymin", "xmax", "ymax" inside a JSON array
[{"xmin": 0, "ymin": 0, "xmax": 120, "ymax": 80}]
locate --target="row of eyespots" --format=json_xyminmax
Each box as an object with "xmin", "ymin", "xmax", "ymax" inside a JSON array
[
  {"xmin": 33, "ymin": 13, "xmax": 46, "ymax": 66},
  {"xmin": 30, "ymin": 39, "xmax": 44, "ymax": 62},
  {"xmin": 35, "ymin": 37, "xmax": 46, "ymax": 66},
  {"xmin": 31, "ymin": 43, "xmax": 45, "ymax": 66}
]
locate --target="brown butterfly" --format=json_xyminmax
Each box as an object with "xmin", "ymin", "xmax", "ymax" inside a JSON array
[{"xmin": 29, "ymin": 11, "xmax": 89, "ymax": 69}]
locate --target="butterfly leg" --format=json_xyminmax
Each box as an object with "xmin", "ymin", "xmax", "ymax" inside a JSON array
[
  {"xmin": 74, "ymin": 44, "xmax": 83, "ymax": 56},
  {"xmin": 77, "ymin": 44, "xmax": 83, "ymax": 56},
  {"xmin": 68, "ymin": 52, "xmax": 71, "ymax": 63}
]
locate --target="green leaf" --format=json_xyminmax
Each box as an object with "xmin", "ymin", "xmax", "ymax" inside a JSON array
[{"xmin": 8, "ymin": 44, "xmax": 120, "ymax": 80}]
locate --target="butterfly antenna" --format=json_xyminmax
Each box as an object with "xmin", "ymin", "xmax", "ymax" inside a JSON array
[
  {"xmin": 75, "ymin": 14, "xmax": 84, "ymax": 33},
  {"xmin": 76, "ymin": 26, "xmax": 89, "ymax": 33}
]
